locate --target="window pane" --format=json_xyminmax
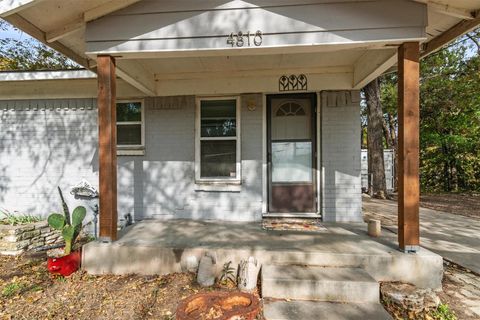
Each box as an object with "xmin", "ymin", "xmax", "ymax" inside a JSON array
[
  {"xmin": 201, "ymin": 100, "xmax": 236, "ymax": 137},
  {"xmin": 201, "ymin": 140, "xmax": 236, "ymax": 178},
  {"xmin": 117, "ymin": 102, "xmax": 141, "ymax": 122},
  {"xmin": 272, "ymin": 142, "xmax": 312, "ymax": 183},
  {"xmin": 117, "ymin": 124, "xmax": 142, "ymax": 145},
  {"xmin": 271, "ymin": 99, "xmax": 311, "ymax": 140}
]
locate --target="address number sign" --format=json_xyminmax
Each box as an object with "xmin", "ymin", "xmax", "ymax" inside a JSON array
[{"xmin": 227, "ymin": 30, "xmax": 263, "ymax": 47}]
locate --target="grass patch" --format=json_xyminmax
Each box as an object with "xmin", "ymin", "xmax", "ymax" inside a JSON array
[
  {"xmin": 56, "ymin": 276, "xmax": 67, "ymax": 283},
  {"xmin": 0, "ymin": 209, "xmax": 43, "ymax": 225},
  {"xmin": 431, "ymin": 304, "xmax": 457, "ymax": 320},
  {"xmin": 2, "ymin": 282, "xmax": 25, "ymax": 297},
  {"xmin": 30, "ymin": 284, "xmax": 43, "ymax": 292}
]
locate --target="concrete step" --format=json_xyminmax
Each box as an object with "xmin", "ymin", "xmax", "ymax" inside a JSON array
[
  {"xmin": 262, "ymin": 265, "xmax": 379, "ymax": 303},
  {"xmin": 264, "ymin": 300, "xmax": 393, "ymax": 320}
]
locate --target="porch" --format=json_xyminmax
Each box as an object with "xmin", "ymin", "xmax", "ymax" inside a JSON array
[
  {"xmin": 2, "ymin": 0, "xmax": 477, "ymax": 258},
  {"xmin": 82, "ymin": 219, "xmax": 443, "ymax": 289},
  {"xmin": 88, "ymin": 0, "xmax": 426, "ymax": 253}
]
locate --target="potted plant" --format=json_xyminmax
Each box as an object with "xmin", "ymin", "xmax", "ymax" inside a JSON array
[{"xmin": 46, "ymin": 187, "xmax": 86, "ymax": 277}]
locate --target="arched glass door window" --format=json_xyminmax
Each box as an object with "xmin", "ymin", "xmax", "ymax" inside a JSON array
[{"xmin": 275, "ymin": 101, "xmax": 306, "ymax": 116}]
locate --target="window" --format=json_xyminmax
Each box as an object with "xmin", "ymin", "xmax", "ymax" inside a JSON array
[
  {"xmin": 276, "ymin": 101, "xmax": 306, "ymax": 116},
  {"xmin": 116, "ymin": 100, "xmax": 144, "ymax": 155},
  {"xmin": 195, "ymin": 97, "xmax": 241, "ymax": 183}
]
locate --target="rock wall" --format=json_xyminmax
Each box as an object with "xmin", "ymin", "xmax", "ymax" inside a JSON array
[{"xmin": 0, "ymin": 221, "xmax": 63, "ymax": 255}]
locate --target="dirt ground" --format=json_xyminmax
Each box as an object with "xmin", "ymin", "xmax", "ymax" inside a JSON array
[
  {"xmin": 419, "ymin": 193, "xmax": 480, "ymax": 219},
  {"xmin": 0, "ymin": 254, "xmax": 263, "ymax": 320},
  {"xmin": 364, "ymin": 192, "xmax": 480, "ymax": 228},
  {"xmin": 390, "ymin": 193, "xmax": 480, "ymax": 219},
  {"xmin": 365, "ymin": 193, "xmax": 480, "ymax": 319},
  {"xmin": 439, "ymin": 261, "xmax": 480, "ymax": 320},
  {"xmin": 382, "ymin": 261, "xmax": 480, "ymax": 320}
]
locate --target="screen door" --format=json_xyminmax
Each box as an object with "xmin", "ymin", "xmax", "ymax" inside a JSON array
[{"xmin": 267, "ymin": 94, "xmax": 317, "ymax": 213}]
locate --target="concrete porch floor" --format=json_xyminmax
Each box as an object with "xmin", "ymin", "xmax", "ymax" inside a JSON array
[{"xmin": 83, "ymin": 220, "xmax": 443, "ymax": 289}]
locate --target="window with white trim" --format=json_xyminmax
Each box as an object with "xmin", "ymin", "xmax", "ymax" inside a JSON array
[
  {"xmin": 195, "ymin": 97, "xmax": 241, "ymax": 183},
  {"xmin": 116, "ymin": 100, "xmax": 144, "ymax": 155}
]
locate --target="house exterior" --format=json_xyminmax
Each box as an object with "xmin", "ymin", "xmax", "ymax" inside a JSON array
[
  {"xmin": 0, "ymin": 71, "xmax": 362, "ymax": 223},
  {"xmin": 0, "ymin": 0, "xmax": 479, "ymax": 252}
]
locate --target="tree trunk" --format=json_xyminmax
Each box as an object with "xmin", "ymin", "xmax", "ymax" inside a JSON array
[
  {"xmin": 442, "ymin": 142, "xmax": 450, "ymax": 192},
  {"xmin": 365, "ymin": 78, "xmax": 387, "ymax": 199},
  {"xmin": 388, "ymin": 113, "xmax": 399, "ymax": 191},
  {"xmin": 382, "ymin": 117, "xmax": 394, "ymax": 149}
]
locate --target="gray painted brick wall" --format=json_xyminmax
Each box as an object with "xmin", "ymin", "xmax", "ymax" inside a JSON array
[
  {"xmin": 119, "ymin": 94, "xmax": 263, "ymax": 221},
  {"xmin": 0, "ymin": 99, "xmax": 100, "ymax": 231},
  {"xmin": 0, "ymin": 92, "xmax": 361, "ymax": 224},
  {"xmin": 0, "ymin": 95, "xmax": 264, "ymax": 224},
  {"xmin": 321, "ymin": 91, "xmax": 362, "ymax": 222}
]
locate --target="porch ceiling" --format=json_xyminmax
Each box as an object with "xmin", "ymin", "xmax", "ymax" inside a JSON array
[
  {"xmin": 138, "ymin": 49, "xmax": 366, "ymax": 75},
  {"xmin": 1, "ymin": 0, "xmax": 479, "ymax": 95},
  {"xmin": 114, "ymin": 46, "xmax": 397, "ymax": 95}
]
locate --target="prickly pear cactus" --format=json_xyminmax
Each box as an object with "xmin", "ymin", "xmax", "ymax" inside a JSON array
[{"xmin": 47, "ymin": 188, "xmax": 87, "ymax": 256}]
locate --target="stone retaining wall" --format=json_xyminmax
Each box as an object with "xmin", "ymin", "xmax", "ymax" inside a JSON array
[{"xmin": 0, "ymin": 221, "xmax": 63, "ymax": 255}]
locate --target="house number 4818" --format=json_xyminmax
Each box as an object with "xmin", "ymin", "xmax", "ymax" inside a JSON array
[{"xmin": 226, "ymin": 31, "xmax": 263, "ymax": 47}]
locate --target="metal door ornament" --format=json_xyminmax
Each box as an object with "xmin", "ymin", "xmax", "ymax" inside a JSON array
[{"xmin": 279, "ymin": 74, "xmax": 308, "ymax": 92}]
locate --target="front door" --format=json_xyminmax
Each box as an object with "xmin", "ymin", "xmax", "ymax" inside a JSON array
[{"xmin": 267, "ymin": 93, "xmax": 317, "ymax": 213}]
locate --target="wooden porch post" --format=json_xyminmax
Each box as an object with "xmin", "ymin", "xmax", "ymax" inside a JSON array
[
  {"xmin": 97, "ymin": 55, "xmax": 118, "ymax": 241},
  {"xmin": 397, "ymin": 42, "xmax": 420, "ymax": 252}
]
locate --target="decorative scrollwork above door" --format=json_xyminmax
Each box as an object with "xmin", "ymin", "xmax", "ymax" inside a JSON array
[{"xmin": 279, "ymin": 74, "xmax": 308, "ymax": 92}]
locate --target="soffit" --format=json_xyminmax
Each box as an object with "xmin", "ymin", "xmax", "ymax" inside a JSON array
[{"xmin": 138, "ymin": 49, "xmax": 368, "ymax": 75}]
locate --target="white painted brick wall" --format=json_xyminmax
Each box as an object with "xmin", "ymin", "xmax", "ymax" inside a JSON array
[
  {"xmin": 121, "ymin": 94, "xmax": 263, "ymax": 221},
  {"xmin": 321, "ymin": 91, "xmax": 362, "ymax": 222},
  {"xmin": 0, "ymin": 99, "xmax": 100, "ymax": 231},
  {"xmin": 0, "ymin": 92, "xmax": 361, "ymax": 224},
  {"xmin": 0, "ymin": 95, "xmax": 264, "ymax": 224}
]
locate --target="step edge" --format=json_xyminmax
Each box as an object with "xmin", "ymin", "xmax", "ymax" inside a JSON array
[
  {"xmin": 262, "ymin": 275, "xmax": 379, "ymax": 283},
  {"xmin": 263, "ymin": 301, "xmax": 392, "ymax": 320}
]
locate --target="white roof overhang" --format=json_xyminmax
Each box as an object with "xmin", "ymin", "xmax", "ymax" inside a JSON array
[{"xmin": 0, "ymin": 0, "xmax": 479, "ymax": 96}]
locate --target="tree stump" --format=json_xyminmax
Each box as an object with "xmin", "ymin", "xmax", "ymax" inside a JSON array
[{"xmin": 176, "ymin": 291, "xmax": 260, "ymax": 320}]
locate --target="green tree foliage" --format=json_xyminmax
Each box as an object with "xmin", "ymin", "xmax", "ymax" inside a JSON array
[
  {"xmin": 420, "ymin": 38, "xmax": 480, "ymax": 192},
  {"xmin": 373, "ymin": 30, "xmax": 480, "ymax": 193},
  {"xmin": 0, "ymin": 19, "xmax": 78, "ymax": 70}
]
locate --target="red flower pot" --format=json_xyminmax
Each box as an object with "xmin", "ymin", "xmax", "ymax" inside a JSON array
[{"xmin": 47, "ymin": 250, "xmax": 81, "ymax": 277}]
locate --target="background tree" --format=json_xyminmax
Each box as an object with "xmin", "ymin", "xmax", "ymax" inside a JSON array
[
  {"xmin": 362, "ymin": 28, "xmax": 480, "ymax": 194},
  {"xmin": 379, "ymin": 74, "xmax": 398, "ymax": 191},
  {"xmin": 364, "ymin": 78, "xmax": 387, "ymax": 198},
  {"xmin": 0, "ymin": 19, "xmax": 77, "ymax": 70},
  {"xmin": 420, "ymin": 35, "xmax": 480, "ymax": 192}
]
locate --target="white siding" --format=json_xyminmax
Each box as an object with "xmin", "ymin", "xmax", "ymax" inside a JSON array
[
  {"xmin": 321, "ymin": 91, "xmax": 362, "ymax": 222},
  {"xmin": 86, "ymin": 0, "xmax": 427, "ymax": 54}
]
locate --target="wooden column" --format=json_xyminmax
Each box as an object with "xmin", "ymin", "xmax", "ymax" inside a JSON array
[
  {"xmin": 397, "ymin": 42, "xmax": 420, "ymax": 252},
  {"xmin": 97, "ymin": 55, "xmax": 117, "ymax": 241}
]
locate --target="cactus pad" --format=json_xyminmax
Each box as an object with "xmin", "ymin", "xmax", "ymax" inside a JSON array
[
  {"xmin": 47, "ymin": 213, "xmax": 66, "ymax": 230},
  {"xmin": 72, "ymin": 206, "xmax": 86, "ymax": 227}
]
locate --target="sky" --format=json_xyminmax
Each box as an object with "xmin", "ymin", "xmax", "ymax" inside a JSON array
[{"xmin": 0, "ymin": 23, "xmax": 33, "ymax": 41}]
